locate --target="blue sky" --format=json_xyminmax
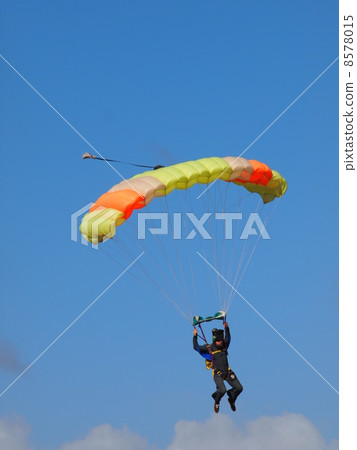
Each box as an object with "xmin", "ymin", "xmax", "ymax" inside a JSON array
[{"xmin": 1, "ymin": 1, "xmax": 338, "ymax": 449}]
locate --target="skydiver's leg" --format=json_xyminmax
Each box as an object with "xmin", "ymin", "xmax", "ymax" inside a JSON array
[
  {"xmin": 226, "ymin": 370, "xmax": 243, "ymax": 402},
  {"xmin": 212, "ymin": 372, "xmax": 226, "ymax": 404}
]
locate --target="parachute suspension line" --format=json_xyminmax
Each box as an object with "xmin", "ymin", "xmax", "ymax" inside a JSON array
[
  {"xmin": 110, "ymin": 230, "xmax": 163, "ymax": 286},
  {"xmin": 110, "ymin": 224, "xmax": 185, "ymax": 312},
  {"xmin": 193, "ymin": 324, "xmax": 206, "ymax": 343},
  {"xmin": 223, "ymin": 191, "xmax": 252, "ymax": 216},
  {"xmin": 207, "ymin": 186, "xmax": 223, "ymax": 311},
  {"xmin": 217, "ymin": 182, "xmax": 229, "ymax": 312},
  {"xmin": 215, "ymin": 181, "xmax": 226, "ymax": 310},
  {"xmin": 222, "ymin": 196, "xmax": 254, "ymax": 312},
  {"xmin": 224, "ymin": 197, "xmax": 263, "ymax": 312},
  {"xmin": 119, "ymin": 209, "xmax": 186, "ymax": 307},
  {"xmin": 197, "ymin": 185, "xmax": 222, "ymax": 308},
  {"xmin": 149, "ymin": 197, "xmax": 193, "ymax": 316},
  {"xmin": 164, "ymin": 195, "xmax": 194, "ymax": 319},
  {"xmin": 215, "ymin": 182, "xmax": 225, "ymax": 312},
  {"xmin": 197, "ymin": 323, "xmax": 214, "ymax": 368},
  {"xmin": 108, "ymin": 223, "xmax": 163, "ymax": 284},
  {"xmin": 184, "ymin": 215, "xmax": 198, "ymax": 316},
  {"xmin": 222, "ymin": 189, "xmax": 243, "ymax": 310},
  {"xmin": 181, "ymin": 190, "xmax": 198, "ymax": 316},
  {"xmin": 104, "ymin": 238, "xmax": 191, "ymax": 321},
  {"xmin": 198, "ymin": 323, "xmax": 208, "ymax": 344},
  {"xmin": 232, "ymin": 200, "xmax": 273, "ymax": 296},
  {"xmin": 127, "ymin": 200, "xmax": 190, "ymax": 306},
  {"xmin": 216, "ymin": 183, "xmax": 234, "ymax": 310},
  {"xmin": 216, "ymin": 179, "xmax": 230, "ymax": 211},
  {"xmin": 225, "ymin": 198, "xmax": 281, "ymax": 313},
  {"xmin": 224, "ymin": 245, "xmax": 248, "ymax": 312},
  {"xmin": 217, "ymin": 182, "xmax": 230, "ymax": 312},
  {"xmin": 134, "ymin": 196, "xmax": 192, "ymax": 319},
  {"xmin": 82, "ymin": 152, "xmax": 164, "ymax": 170},
  {"xmin": 185, "ymin": 187, "xmax": 217, "ymax": 312},
  {"xmin": 109, "ymin": 236, "xmax": 156, "ymax": 286},
  {"xmin": 233, "ymin": 197, "xmax": 280, "ymax": 293}
]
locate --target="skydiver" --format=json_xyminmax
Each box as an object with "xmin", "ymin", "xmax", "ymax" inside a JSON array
[{"xmin": 193, "ymin": 321, "xmax": 243, "ymax": 413}]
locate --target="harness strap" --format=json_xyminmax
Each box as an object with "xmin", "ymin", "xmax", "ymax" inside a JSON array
[
  {"xmin": 212, "ymin": 367, "xmax": 231, "ymax": 378},
  {"xmin": 211, "ymin": 348, "xmax": 226, "ymax": 355},
  {"xmin": 198, "ymin": 323, "xmax": 215, "ymax": 370}
]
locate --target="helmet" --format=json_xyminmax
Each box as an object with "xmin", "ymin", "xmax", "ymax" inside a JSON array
[{"xmin": 212, "ymin": 328, "xmax": 224, "ymax": 342}]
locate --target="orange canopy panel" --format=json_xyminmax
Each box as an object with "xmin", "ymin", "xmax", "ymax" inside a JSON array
[
  {"xmin": 90, "ymin": 189, "xmax": 146, "ymax": 218},
  {"xmin": 236, "ymin": 160, "xmax": 272, "ymax": 186}
]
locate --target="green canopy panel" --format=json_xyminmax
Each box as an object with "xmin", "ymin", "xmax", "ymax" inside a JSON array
[{"xmin": 192, "ymin": 311, "xmax": 226, "ymax": 326}]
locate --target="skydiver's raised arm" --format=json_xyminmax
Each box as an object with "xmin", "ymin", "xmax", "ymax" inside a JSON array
[
  {"xmin": 193, "ymin": 329, "xmax": 210, "ymax": 355},
  {"xmin": 223, "ymin": 322, "xmax": 231, "ymax": 348}
]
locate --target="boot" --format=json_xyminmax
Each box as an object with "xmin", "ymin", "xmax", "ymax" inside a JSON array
[{"xmin": 228, "ymin": 397, "xmax": 236, "ymax": 412}]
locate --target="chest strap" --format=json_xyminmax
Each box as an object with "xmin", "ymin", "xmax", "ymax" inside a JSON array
[{"xmin": 211, "ymin": 348, "xmax": 226, "ymax": 355}]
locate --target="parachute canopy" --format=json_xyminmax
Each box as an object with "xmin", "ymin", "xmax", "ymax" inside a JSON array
[{"xmin": 80, "ymin": 156, "xmax": 287, "ymax": 244}]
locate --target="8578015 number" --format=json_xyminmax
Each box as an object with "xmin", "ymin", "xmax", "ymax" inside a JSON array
[{"xmin": 344, "ymin": 15, "xmax": 354, "ymax": 67}]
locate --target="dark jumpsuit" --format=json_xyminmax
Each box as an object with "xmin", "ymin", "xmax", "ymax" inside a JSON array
[{"xmin": 193, "ymin": 326, "xmax": 243, "ymax": 404}]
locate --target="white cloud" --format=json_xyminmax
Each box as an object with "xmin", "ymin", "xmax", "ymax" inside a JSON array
[
  {"xmin": 58, "ymin": 424, "xmax": 157, "ymax": 450},
  {"xmin": 0, "ymin": 339, "xmax": 24, "ymax": 372},
  {"xmin": 167, "ymin": 413, "xmax": 338, "ymax": 450},
  {"xmin": 0, "ymin": 413, "xmax": 338, "ymax": 450},
  {"xmin": 0, "ymin": 416, "xmax": 34, "ymax": 450}
]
